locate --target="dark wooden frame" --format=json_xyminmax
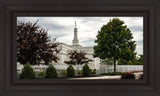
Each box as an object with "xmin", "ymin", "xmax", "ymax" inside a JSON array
[{"xmin": 0, "ymin": 0, "xmax": 160, "ymax": 96}]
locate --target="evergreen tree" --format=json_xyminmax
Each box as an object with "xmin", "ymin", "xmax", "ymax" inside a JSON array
[
  {"xmin": 83, "ymin": 64, "xmax": 90, "ymax": 77},
  {"xmin": 20, "ymin": 62, "xmax": 36, "ymax": 79},
  {"xmin": 46, "ymin": 64, "xmax": 57, "ymax": 78},
  {"xmin": 67, "ymin": 65, "xmax": 75, "ymax": 77}
]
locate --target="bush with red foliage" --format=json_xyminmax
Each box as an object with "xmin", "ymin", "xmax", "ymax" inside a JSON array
[{"xmin": 121, "ymin": 72, "xmax": 135, "ymax": 79}]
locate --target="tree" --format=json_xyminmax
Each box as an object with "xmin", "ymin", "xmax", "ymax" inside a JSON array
[
  {"xmin": 118, "ymin": 59, "xmax": 132, "ymax": 65},
  {"xmin": 17, "ymin": 21, "xmax": 61, "ymax": 65},
  {"xmin": 133, "ymin": 54, "xmax": 143, "ymax": 65},
  {"xmin": 100, "ymin": 58, "xmax": 114, "ymax": 65},
  {"xmin": 118, "ymin": 55, "xmax": 143, "ymax": 65},
  {"xmin": 94, "ymin": 18, "xmax": 137, "ymax": 72},
  {"xmin": 138, "ymin": 54, "xmax": 143, "ymax": 63},
  {"xmin": 64, "ymin": 50, "xmax": 92, "ymax": 65}
]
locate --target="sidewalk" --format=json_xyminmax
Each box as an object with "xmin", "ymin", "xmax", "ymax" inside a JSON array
[
  {"xmin": 68, "ymin": 72, "xmax": 143, "ymax": 80},
  {"xmin": 68, "ymin": 75, "xmax": 121, "ymax": 80}
]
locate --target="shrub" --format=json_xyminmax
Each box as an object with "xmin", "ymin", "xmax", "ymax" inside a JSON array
[
  {"xmin": 61, "ymin": 70, "xmax": 67, "ymax": 77},
  {"xmin": 38, "ymin": 71, "xmax": 46, "ymax": 78},
  {"xmin": 78, "ymin": 70, "xmax": 83, "ymax": 76},
  {"xmin": 83, "ymin": 64, "xmax": 90, "ymax": 77},
  {"xmin": 20, "ymin": 63, "xmax": 36, "ymax": 79},
  {"xmin": 92, "ymin": 69, "xmax": 97, "ymax": 75},
  {"xmin": 46, "ymin": 64, "xmax": 57, "ymax": 78},
  {"xmin": 89, "ymin": 69, "xmax": 92, "ymax": 74},
  {"xmin": 89, "ymin": 69, "xmax": 97, "ymax": 76},
  {"xmin": 67, "ymin": 65, "xmax": 75, "ymax": 77},
  {"xmin": 121, "ymin": 72, "xmax": 135, "ymax": 79}
]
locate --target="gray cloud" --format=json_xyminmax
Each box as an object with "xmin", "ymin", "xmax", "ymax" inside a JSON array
[
  {"xmin": 136, "ymin": 40, "xmax": 143, "ymax": 44},
  {"xmin": 129, "ymin": 26, "xmax": 143, "ymax": 32},
  {"xmin": 17, "ymin": 17, "xmax": 143, "ymax": 55},
  {"xmin": 41, "ymin": 23, "xmax": 67, "ymax": 30}
]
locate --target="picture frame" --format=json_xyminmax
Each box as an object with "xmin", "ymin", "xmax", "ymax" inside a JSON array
[{"xmin": 0, "ymin": 0, "xmax": 160, "ymax": 96}]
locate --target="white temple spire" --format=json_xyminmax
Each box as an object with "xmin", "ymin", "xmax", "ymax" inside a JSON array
[
  {"xmin": 75, "ymin": 21, "xmax": 77, "ymax": 28},
  {"xmin": 72, "ymin": 21, "xmax": 79, "ymax": 46}
]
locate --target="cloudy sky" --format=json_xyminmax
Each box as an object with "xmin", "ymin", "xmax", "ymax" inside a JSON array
[{"xmin": 17, "ymin": 17, "xmax": 143, "ymax": 55}]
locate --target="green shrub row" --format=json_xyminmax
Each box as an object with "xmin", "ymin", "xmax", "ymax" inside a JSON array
[
  {"xmin": 20, "ymin": 63, "xmax": 58, "ymax": 79},
  {"xmin": 19, "ymin": 63, "xmax": 96, "ymax": 79}
]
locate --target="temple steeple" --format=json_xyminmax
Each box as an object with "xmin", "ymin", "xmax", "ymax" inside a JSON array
[
  {"xmin": 72, "ymin": 21, "xmax": 79, "ymax": 46},
  {"xmin": 75, "ymin": 21, "xmax": 77, "ymax": 28}
]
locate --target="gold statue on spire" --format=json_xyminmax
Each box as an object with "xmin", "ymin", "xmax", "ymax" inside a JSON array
[{"xmin": 75, "ymin": 21, "xmax": 77, "ymax": 28}]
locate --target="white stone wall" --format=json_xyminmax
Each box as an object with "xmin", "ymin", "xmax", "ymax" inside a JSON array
[{"xmin": 54, "ymin": 43, "xmax": 101, "ymax": 70}]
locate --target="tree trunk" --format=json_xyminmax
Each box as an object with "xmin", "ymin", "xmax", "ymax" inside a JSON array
[{"xmin": 113, "ymin": 59, "xmax": 116, "ymax": 73}]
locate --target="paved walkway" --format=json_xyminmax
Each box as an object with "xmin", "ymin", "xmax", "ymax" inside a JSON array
[
  {"xmin": 134, "ymin": 72, "xmax": 143, "ymax": 79},
  {"xmin": 68, "ymin": 75, "xmax": 121, "ymax": 80},
  {"xmin": 68, "ymin": 72, "xmax": 143, "ymax": 80}
]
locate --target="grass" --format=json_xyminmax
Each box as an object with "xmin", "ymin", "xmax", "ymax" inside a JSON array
[{"xmin": 100, "ymin": 72, "xmax": 124, "ymax": 75}]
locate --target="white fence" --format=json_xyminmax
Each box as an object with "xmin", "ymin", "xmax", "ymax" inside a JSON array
[
  {"xmin": 17, "ymin": 64, "xmax": 84, "ymax": 72},
  {"xmin": 100, "ymin": 65, "xmax": 143, "ymax": 73},
  {"xmin": 17, "ymin": 63, "xmax": 143, "ymax": 74}
]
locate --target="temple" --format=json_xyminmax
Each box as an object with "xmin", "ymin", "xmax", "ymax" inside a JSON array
[
  {"xmin": 17, "ymin": 21, "xmax": 101, "ymax": 74},
  {"xmin": 54, "ymin": 21, "xmax": 100, "ymax": 72}
]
